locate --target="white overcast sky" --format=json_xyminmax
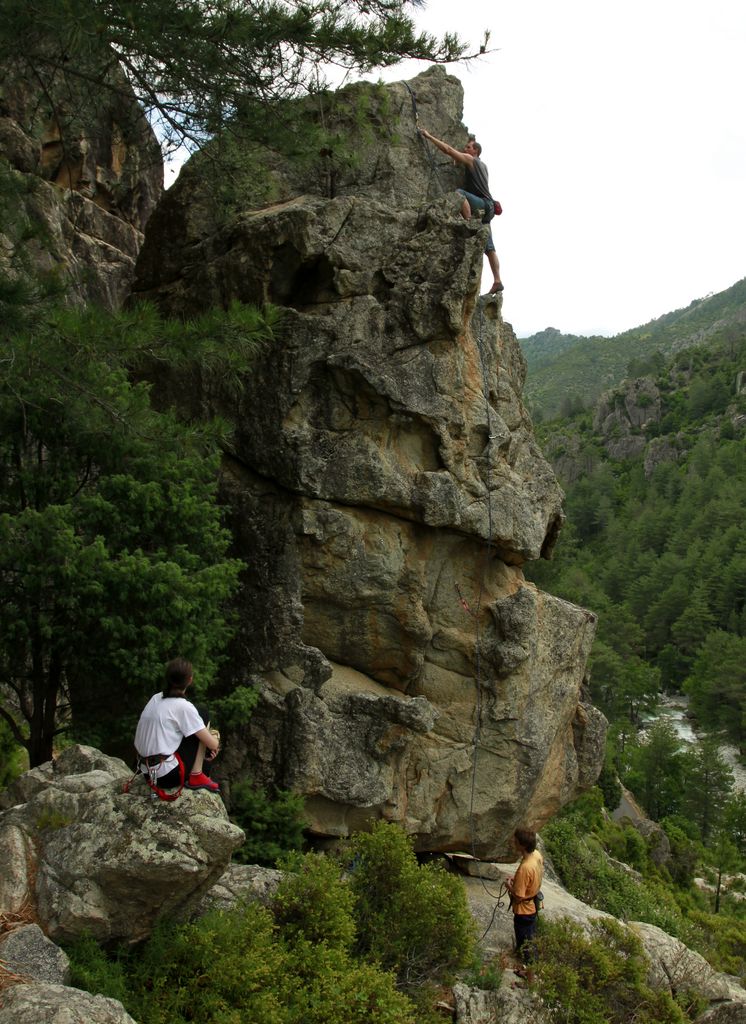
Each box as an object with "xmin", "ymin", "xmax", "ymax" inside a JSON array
[
  {"xmin": 369, "ymin": 0, "xmax": 746, "ymax": 337},
  {"xmin": 167, "ymin": 0, "xmax": 746, "ymax": 339}
]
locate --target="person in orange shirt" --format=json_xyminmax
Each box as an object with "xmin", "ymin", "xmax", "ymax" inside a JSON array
[{"xmin": 506, "ymin": 827, "xmax": 544, "ymax": 962}]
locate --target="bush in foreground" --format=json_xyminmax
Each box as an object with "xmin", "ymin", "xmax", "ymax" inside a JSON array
[{"xmin": 532, "ymin": 918, "xmax": 696, "ymax": 1024}]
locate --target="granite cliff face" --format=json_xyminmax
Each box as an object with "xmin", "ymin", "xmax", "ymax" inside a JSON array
[
  {"xmin": 132, "ymin": 67, "xmax": 605, "ymax": 859},
  {"xmin": 0, "ymin": 56, "xmax": 162, "ymax": 308}
]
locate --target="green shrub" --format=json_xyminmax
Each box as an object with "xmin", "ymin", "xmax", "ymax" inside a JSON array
[
  {"xmin": 0, "ymin": 718, "xmax": 26, "ymax": 790},
  {"xmin": 462, "ymin": 956, "xmax": 503, "ymax": 991},
  {"xmin": 69, "ymin": 901, "xmax": 416, "ymax": 1024},
  {"xmin": 230, "ymin": 778, "xmax": 306, "ymax": 866},
  {"xmin": 348, "ymin": 822, "xmax": 475, "ymax": 991},
  {"xmin": 543, "ymin": 818, "xmax": 647, "ymax": 920},
  {"xmin": 689, "ymin": 908, "xmax": 746, "ymax": 979},
  {"xmin": 597, "ymin": 819, "xmax": 649, "ymax": 872},
  {"xmin": 66, "ymin": 933, "xmax": 130, "ymax": 1006},
  {"xmin": 544, "ymin": 811, "xmax": 709, "ymax": 954},
  {"xmin": 658, "ymin": 816, "xmax": 705, "ymax": 888},
  {"xmin": 532, "ymin": 918, "xmax": 688, "ymax": 1024},
  {"xmin": 274, "ymin": 852, "xmax": 356, "ymax": 950}
]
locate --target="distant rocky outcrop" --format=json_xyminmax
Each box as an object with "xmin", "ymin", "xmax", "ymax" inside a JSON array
[
  {"xmin": 0, "ymin": 745, "xmax": 244, "ymax": 944},
  {"xmin": 0, "ymin": 54, "xmax": 162, "ymax": 309},
  {"xmin": 593, "ymin": 376, "xmax": 661, "ymax": 461},
  {"xmin": 131, "ymin": 66, "xmax": 605, "ymax": 859}
]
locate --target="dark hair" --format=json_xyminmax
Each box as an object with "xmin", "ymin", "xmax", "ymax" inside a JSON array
[
  {"xmin": 163, "ymin": 657, "xmax": 193, "ymax": 696},
  {"xmin": 468, "ymin": 134, "xmax": 483, "ymax": 156},
  {"xmin": 514, "ymin": 828, "xmax": 537, "ymax": 853}
]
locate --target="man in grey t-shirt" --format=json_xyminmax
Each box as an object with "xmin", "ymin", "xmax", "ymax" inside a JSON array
[{"xmin": 419, "ymin": 129, "xmax": 503, "ymax": 294}]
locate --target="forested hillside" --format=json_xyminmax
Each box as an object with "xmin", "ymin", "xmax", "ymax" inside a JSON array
[
  {"xmin": 526, "ymin": 310, "xmax": 746, "ymax": 831},
  {"xmin": 523, "ymin": 313, "xmax": 746, "ymax": 976},
  {"xmin": 520, "ymin": 277, "xmax": 746, "ymax": 420},
  {"xmin": 528, "ymin": 325, "xmax": 746, "ymax": 742}
]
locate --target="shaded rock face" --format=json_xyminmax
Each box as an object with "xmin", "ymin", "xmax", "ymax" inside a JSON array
[
  {"xmin": 133, "ymin": 68, "xmax": 605, "ymax": 858},
  {"xmin": 0, "ymin": 745, "xmax": 244, "ymax": 943},
  {"xmin": 0, "ymin": 55, "xmax": 162, "ymax": 309}
]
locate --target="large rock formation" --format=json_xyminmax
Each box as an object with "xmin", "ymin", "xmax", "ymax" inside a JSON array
[
  {"xmin": 132, "ymin": 67, "xmax": 605, "ymax": 859},
  {"xmin": 0, "ymin": 53, "xmax": 162, "ymax": 309},
  {"xmin": 0, "ymin": 745, "xmax": 244, "ymax": 943}
]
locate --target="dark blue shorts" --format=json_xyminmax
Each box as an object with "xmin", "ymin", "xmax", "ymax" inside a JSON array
[{"xmin": 457, "ymin": 189, "xmax": 495, "ymax": 253}]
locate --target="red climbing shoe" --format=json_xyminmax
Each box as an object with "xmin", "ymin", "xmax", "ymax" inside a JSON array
[{"xmin": 187, "ymin": 772, "xmax": 219, "ymax": 792}]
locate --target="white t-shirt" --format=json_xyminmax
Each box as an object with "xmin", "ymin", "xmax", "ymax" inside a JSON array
[{"xmin": 134, "ymin": 693, "xmax": 206, "ymax": 778}]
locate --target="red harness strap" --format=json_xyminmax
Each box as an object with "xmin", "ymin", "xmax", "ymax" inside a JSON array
[{"xmin": 123, "ymin": 752, "xmax": 186, "ymax": 802}]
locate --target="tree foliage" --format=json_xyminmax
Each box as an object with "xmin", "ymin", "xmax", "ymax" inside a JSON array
[
  {"xmin": 0, "ymin": 0, "xmax": 477, "ymax": 156},
  {"xmin": 347, "ymin": 821, "xmax": 475, "ymax": 992},
  {"xmin": 230, "ymin": 778, "xmax": 307, "ymax": 866},
  {"xmin": 0, "ymin": 299, "xmax": 273, "ymax": 765},
  {"xmin": 68, "ymin": 898, "xmax": 416, "ymax": 1024}
]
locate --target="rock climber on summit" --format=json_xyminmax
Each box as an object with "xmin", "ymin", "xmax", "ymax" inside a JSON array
[{"xmin": 419, "ymin": 128, "xmax": 503, "ymax": 294}]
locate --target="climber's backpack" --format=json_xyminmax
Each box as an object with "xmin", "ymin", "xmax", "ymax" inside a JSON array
[{"xmin": 481, "ymin": 200, "xmax": 503, "ymax": 224}]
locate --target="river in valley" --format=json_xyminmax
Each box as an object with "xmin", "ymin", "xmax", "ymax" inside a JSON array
[{"xmin": 640, "ymin": 694, "xmax": 746, "ymax": 795}]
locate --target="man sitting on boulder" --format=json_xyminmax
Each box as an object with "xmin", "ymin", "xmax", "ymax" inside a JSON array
[
  {"xmin": 418, "ymin": 128, "xmax": 504, "ymax": 294},
  {"xmin": 134, "ymin": 657, "xmax": 220, "ymax": 793},
  {"xmin": 506, "ymin": 827, "xmax": 544, "ymax": 964}
]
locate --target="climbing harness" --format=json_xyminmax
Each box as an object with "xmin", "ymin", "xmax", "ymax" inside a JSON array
[{"xmin": 123, "ymin": 751, "xmax": 186, "ymax": 802}]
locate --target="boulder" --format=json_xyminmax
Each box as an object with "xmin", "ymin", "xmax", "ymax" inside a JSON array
[
  {"xmin": 132, "ymin": 68, "xmax": 606, "ymax": 858},
  {"xmin": 0, "ymin": 924, "xmax": 69, "ymax": 985},
  {"xmin": 0, "ymin": 983, "xmax": 135, "ymax": 1024},
  {"xmin": 187, "ymin": 863, "xmax": 283, "ymax": 917},
  {"xmin": 453, "ymin": 981, "xmax": 549, "ymax": 1024},
  {"xmin": 630, "ymin": 921, "xmax": 746, "ymax": 1006},
  {"xmin": 594, "ymin": 378, "xmax": 661, "ymax": 434},
  {"xmin": 0, "ymin": 745, "xmax": 245, "ymax": 943},
  {"xmin": 1, "ymin": 56, "xmax": 162, "ymax": 231},
  {"xmin": 593, "ymin": 377, "xmax": 661, "ymax": 461},
  {"xmin": 633, "ymin": 816, "xmax": 672, "ymax": 867}
]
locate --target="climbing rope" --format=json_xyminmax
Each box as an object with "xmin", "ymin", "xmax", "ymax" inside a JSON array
[
  {"xmin": 404, "ymin": 82, "xmax": 445, "ymax": 202},
  {"xmin": 464, "ymin": 299, "xmax": 510, "ymax": 912},
  {"xmin": 402, "ymin": 91, "xmax": 512, "ymax": 925}
]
